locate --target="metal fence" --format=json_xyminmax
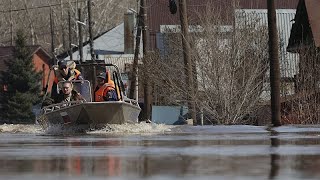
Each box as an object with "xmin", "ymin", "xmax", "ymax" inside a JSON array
[{"xmin": 103, "ymin": 56, "xmax": 135, "ymax": 73}]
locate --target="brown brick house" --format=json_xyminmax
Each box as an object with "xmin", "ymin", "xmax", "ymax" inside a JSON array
[{"xmin": 0, "ymin": 45, "xmax": 54, "ymax": 92}]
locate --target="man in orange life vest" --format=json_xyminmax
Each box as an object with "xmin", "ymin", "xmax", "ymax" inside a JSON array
[
  {"xmin": 51, "ymin": 60, "xmax": 83, "ymax": 99},
  {"xmin": 94, "ymin": 72, "xmax": 118, "ymax": 102}
]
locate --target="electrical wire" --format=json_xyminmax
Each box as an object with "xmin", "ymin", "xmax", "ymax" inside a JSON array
[{"xmin": 0, "ymin": 0, "xmax": 86, "ymax": 13}]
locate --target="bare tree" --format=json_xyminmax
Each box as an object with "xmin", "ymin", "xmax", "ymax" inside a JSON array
[
  {"xmin": 146, "ymin": 4, "xmax": 269, "ymax": 125},
  {"xmin": 0, "ymin": 0, "xmax": 136, "ymax": 52}
]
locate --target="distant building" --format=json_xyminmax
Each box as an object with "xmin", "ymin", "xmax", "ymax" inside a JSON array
[
  {"xmin": 58, "ymin": 11, "xmax": 143, "ymax": 73},
  {"xmin": 287, "ymin": 0, "xmax": 320, "ymax": 91},
  {"xmin": 0, "ymin": 45, "xmax": 53, "ymax": 92},
  {"xmin": 148, "ymin": 0, "xmax": 299, "ymax": 101},
  {"xmin": 146, "ymin": 0, "xmax": 299, "ymax": 51},
  {"xmin": 145, "ymin": 0, "xmax": 300, "ymax": 123}
]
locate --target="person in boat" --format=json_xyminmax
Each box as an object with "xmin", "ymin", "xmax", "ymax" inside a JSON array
[
  {"xmin": 42, "ymin": 81, "xmax": 85, "ymax": 107},
  {"xmin": 51, "ymin": 60, "xmax": 83, "ymax": 99},
  {"xmin": 94, "ymin": 72, "xmax": 118, "ymax": 102},
  {"xmin": 54, "ymin": 81, "xmax": 85, "ymax": 103}
]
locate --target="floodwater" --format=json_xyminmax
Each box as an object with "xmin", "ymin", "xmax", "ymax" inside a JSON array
[{"xmin": 0, "ymin": 123, "xmax": 320, "ymax": 180}]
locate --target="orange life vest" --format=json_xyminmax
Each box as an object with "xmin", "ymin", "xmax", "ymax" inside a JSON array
[
  {"xmin": 104, "ymin": 71, "xmax": 121, "ymax": 100},
  {"xmin": 54, "ymin": 69, "xmax": 81, "ymax": 84},
  {"xmin": 94, "ymin": 83, "xmax": 116, "ymax": 102}
]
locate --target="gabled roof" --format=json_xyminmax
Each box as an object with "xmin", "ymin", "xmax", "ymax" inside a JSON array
[
  {"xmin": 287, "ymin": 0, "xmax": 320, "ymax": 52},
  {"xmin": 0, "ymin": 45, "xmax": 52, "ymax": 72},
  {"xmin": 56, "ymin": 24, "xmax": 123, "ymax": 60},
  {"xmin": 305, "ymin": 0, "xmax": 320, "ymax": 47}
]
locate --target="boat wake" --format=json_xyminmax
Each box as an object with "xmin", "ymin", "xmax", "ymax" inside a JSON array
[
  {"xmin": 0, "ymin": 124, "xmax": 43, "ymax": 134},
  {"xmin": 0, "ymin": 122, "xmax": 175, "ymax": 135},
  {"xmin": 88, "ymin": 122, "xmax": 174, "ymax": 134}
]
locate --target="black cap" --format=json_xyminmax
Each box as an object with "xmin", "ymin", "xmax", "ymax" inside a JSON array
[
  {"xmin": 58, "ymin": 61, "xmax": 68, "ymax": 69},
  {"xmin": 97, "ymin": 72, "xmax": 106, "ymax": 79}
]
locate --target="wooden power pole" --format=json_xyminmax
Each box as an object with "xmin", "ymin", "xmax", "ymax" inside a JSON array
[
  {"xmin": 10, "ymin": 0, "xmax": 13, "ymax": 45},
  {"xmin": 141, "ymin": 0, "xmax": 152, "ymax": 121},
  {"xmin": 50, "ymin": 8, "xmax": 56, "ymax": 65},
  {"xmin": 130, "ymin": 0, "xmax": 152, "ymax": 121},
  {"xmin": 129, "ymin": 8, "xmax": 143, "ymax": 100},
  {"xmin": 267, "ymin": 0, "xmax": 281, "ymax": 127},
  {"xmin": 78, "ymin": 8, "xmax": 84, "ymax": 63},
  {"xmin": 87, "ymin": 0, "xmax": 95, "ymax": 62},
  {"xmin": 87, "ymin": 0, "xmax": 97, "ymax": 92},
  {"xmin": 179, "ymin": 0, "xmax": 197, "ymax": 125},
  {"xmin": 68, "ymin": 11, "xmax": 73, "ymax": 61}
]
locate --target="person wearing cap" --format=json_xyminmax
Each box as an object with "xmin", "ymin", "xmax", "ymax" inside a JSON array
[
  {"xmin": 54, "ymin": 61, "xmax": 82, "ymax": 83},
  {"xmin": 94, "ymin": 72, "xmax": 118, "ymax": 102},
  {"xmin": 51, "ymin": 60, "xmax": 83, "ymax": 99}
]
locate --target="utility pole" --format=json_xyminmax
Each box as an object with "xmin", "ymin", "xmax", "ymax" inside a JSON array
[
  {"xmin": 78, "ymin": 8, "xmax": 84, "ymax": 63},
  {"xmin": 10, "ymin": 0, "xmax": 13, "ymax": 45},
  {"xmin": 78, "ymin": 8, "xmax": 85, "ymax": 82},
  {"xmin": 68, "ymin": 11, "xmax": 73, "ymax": 61},
  {"xmin": 87, "ymin": 0, "xmax": 97, "ymax": 91},
  {"xmin": 129, "ymin": 8, "xmax": 142, "ymax": 100},
  {"xmin": 50, "ymin": 8, "xmax": 56, "ymax": 65},
  {"xmin": 87, "ymin": 0, "xmax": 95, "ymax": 62},
  {"xmin": 267, "ymin": 0, "xmax": 281, "ymax": 127},
  {"xmin": 179, "ymin": 0, "xmax": 197, "ymax": 125},
  {"xmin": 60, "ymin": 0, "xmax": 66, "ymax": 50},
  {"xmin": 141, "ymin": 0, "xmax": 152, "ymax": 121}
]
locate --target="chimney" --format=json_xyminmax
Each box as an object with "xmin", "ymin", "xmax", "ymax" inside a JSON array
[{"xmin": 124, "ymin": 10, "xmax": 135, "ymax": 54}]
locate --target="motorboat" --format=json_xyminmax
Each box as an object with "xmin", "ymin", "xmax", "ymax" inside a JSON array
[{"xmin": 36, "ymin": 63, "xmax": 141, "ymax": 131}]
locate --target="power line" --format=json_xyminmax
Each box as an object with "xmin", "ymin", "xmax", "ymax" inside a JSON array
[{"xmin": 0, "ymin": 0, "xmax": 86, "ymax": 13}]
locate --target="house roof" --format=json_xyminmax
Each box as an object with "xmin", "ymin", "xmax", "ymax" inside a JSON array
[
  {"xmin": 305, "ymin": 0, "xmax": 320, "ymax": 47},
  {"xmin": 57, "ymin": 24, "xmax": 126, "ymax": 60},
  {"xmin": 287, "ymin": 0, "xmax": 320, "ymax": 52},
  {"xmin": 0, "ymin": 45, "xmax": 52, "ymax": 72}
]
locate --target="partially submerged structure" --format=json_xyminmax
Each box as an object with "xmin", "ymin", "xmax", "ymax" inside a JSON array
[
  {"xmin": 146, "ymin": 0, "xmax": 301, "ymax": 124},
  {"xmin": 281, "ymin": 0, "xmax": 320, "ymax": 123}
]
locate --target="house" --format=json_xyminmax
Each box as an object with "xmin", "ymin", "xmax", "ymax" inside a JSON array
[
  {"xmin": 145, "ymin": 0, "xmax": 300, "ymax": 124},
  {"xmin": 147, "ymin": 1, "xmax": 299, "ymax": 93},
  {"xmin": 147, "ymin": 1, "xmax": 299, "ymax": 96},
  {"xmin": 287, "ymin": 0, "xmax": 320, "ymax": 52},
  {"xmin": 287, "ymin": 0, "xmax": 320, "ymax": 92},
  {"xmin": 146, "ymin": 0, "xmax": 299, "ymax": 50},
  {"xmin": 59, "ymin": 11, "xmax": 143, "ymax": 73},
  {"xmin": 0, "ymin": 45, "xmax": 53, "ymax": 92},
  {"xmin": 276, "ymin": 0, "xmax": 320, "ymax": 123}
]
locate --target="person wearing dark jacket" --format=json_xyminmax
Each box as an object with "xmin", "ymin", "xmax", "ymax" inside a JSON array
[
  {"xmin": 42, "ymin": 81, "xmax": 85, "ymax": 107},
  {"xmin": 51, "ymin": 60, "xmax": 83, "ymax": 99},
  {"xmin": 54, "ymin": 81, "xmax": 85, "ymax": 103}
]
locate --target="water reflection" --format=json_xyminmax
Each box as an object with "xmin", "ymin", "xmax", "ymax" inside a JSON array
[
  {"xmin": 63, "ymin": 138, "xmax": 122, "ymax": 177},
  {"xmin": 269, "ymin": 131, "xmax": 280, "ymax": 180},
  {"xmin": 1, "ymin": 125, "xmax": 320, "ymax": 180}
]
